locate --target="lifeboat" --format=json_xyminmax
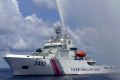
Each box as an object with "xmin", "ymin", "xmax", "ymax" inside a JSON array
[{"xmin": 76, "ymin": 51, "xmax": 86, "ymax": 57}]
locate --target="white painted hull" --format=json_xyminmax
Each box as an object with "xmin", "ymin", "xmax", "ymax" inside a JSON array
[
  {"xmin": 3, "ymin": 54, "xmax": 120, "ymax": 75},
  {"xmin": 4, "ymin": 54, "xmax": 54, "ymax": 75}
]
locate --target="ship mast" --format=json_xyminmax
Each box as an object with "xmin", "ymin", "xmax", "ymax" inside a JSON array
[{"xmin": 54, "ymin": 23, "xmax": 62, "ymax": 40}]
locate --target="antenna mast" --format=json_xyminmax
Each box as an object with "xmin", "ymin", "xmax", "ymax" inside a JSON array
[
  {"xmin": 55, "ymin": 0, "xmax": 67, "ymax": 37},
  {"xmin": 54, "ymin": 23, "xmax": 62, "ymax": 40},
  {"xmin": 6, "ymin": 36, "xmax": 10, "ymax": 52}
]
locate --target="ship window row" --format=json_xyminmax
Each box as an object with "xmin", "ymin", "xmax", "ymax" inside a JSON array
[{"xmin": 44, "ymin": 45, "xmax": 62, "ymax": 49}]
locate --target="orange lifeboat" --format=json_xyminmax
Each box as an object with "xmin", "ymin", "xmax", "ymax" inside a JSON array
[{"xmin": 76, "ymin": 51, "xmax": 86, "ymax": 57}]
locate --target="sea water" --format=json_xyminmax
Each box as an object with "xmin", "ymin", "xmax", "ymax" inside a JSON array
[{"xmin": 0, "ymin": 68, "xmax": 119, "ymax": 80}]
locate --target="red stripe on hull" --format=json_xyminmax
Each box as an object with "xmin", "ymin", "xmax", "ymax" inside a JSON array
[{"xmin": 51, "ymin": 59, "xmax": 61, "ymax": 76}]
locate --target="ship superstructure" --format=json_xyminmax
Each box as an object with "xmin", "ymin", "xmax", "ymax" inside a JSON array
[{"xmin": 3, "ymin": 24, "xmax": 120, "ymax": 75}]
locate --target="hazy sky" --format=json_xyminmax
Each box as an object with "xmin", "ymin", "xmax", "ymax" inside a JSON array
[
  {"xmin": 0, "ymin": 0, "xmax": 120, "ymax": 68},
  {"xmin": 57, "ymin": 0, "xmax": 120, "ymax": 65},
  {"xmin": 0, "ymin": 0, "xmax": 59, "ymax": 68}
]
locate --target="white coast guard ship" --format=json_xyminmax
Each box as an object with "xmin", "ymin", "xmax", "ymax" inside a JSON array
[{"xmin": 3, "ymin": 24, "xmax": 120, "ymax": 75}]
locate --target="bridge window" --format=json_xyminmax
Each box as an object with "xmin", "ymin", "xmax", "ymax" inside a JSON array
[{"xmin": 70, "ymin": 48, "xmax": 77, "ymax": 50}]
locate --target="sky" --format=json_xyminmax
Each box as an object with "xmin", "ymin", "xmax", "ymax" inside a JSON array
[
  {"xmin": 57, "ymin": 0, "xmax": 120, "ymax": 66},
  {"xmin": 0, "ymin": 0, "xmax": 59, "ymax": 68},
  {"xmin": 0, "ymin": 0, "xmax": 120, "ymax": 68}
]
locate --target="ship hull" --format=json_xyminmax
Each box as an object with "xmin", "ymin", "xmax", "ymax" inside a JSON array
[
  {"xmin": 3, "ymin": 54, "xmax": 119, "ymax": 75},
  {"xmin": 4, "ymin": 54, "xmax": 55, "ymax": 75}
]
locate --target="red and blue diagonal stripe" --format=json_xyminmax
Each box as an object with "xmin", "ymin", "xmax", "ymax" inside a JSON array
[{"xmin": 50, "ymin": 58, "xmax": 64, "ymax": 76}]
